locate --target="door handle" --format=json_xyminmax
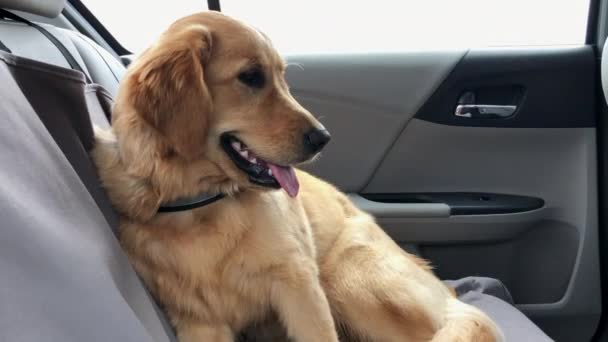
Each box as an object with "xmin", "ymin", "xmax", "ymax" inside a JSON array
[
  {"xmin": 454, "ymin": 91, "xmax": 518, "ymax": 118},
  {"xmin": 455, "ymin": 104, "xmax": 517, "ymax": 118}
]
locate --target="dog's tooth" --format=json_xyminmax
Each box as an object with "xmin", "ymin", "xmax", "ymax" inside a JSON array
[
  {"xmin": 231, "ymin": 141, "xmax": 241, "ymax": 151},
  {"xmin": 240, "ymin": 150, "xmax": 249, "ymax": 158},
  {"xmin": 250, "ymin": 157, "xmax": 257, "ymax": 163},
  {"xmin": 268, "ymin": 169, "xmax": 273, "ymax": 176}
]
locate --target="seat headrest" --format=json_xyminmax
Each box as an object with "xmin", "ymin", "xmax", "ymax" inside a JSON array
[{"xmin": 0, "ymin": 0, "xmax": 66, "ymax": 18}]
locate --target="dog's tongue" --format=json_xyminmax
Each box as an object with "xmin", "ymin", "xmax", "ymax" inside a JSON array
[{"xmin": 268, "ymin": 163, "xmax": 299, "ymax": 197}]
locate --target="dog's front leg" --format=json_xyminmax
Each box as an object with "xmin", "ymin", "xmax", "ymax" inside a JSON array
[{"xmin": 271, "ymin": 263, "xmax": 339, "ymax": 342}]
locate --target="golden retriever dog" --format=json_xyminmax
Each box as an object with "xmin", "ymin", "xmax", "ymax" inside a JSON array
[{"xmin": 92, "ymin": 11, "xmax": 503, "ymax": 342}]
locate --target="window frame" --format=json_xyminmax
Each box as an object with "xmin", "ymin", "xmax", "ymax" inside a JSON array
[{"xmin": 208, "ymin": 0, "xmax": 221, "ymax": 11}]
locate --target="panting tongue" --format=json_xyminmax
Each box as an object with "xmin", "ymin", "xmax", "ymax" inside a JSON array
[{"xmin": 268, "ymin": 163, "xmax": 299, "ymax": 197}]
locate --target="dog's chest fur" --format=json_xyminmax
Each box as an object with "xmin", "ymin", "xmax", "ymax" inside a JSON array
[{"xmin": 119, "ymin": 190, "xmax": 318, "ymax": 331}]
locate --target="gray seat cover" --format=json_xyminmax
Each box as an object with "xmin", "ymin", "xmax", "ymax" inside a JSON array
[
  {"xmin": 0, "ymin": 51, "xmax": 175, "ymax": 342},
  {"xmin": 446, "ymin": 277, "xmax": 554, "ymax": 341}
]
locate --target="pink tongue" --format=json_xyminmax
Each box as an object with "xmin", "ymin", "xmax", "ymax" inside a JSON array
[{"xmin": 268, "ymin": 164, "xmax": 299, "ymax": 197}]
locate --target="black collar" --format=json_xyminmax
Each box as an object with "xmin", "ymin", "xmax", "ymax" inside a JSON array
[{"xmin": 158, "ymin": 192, "xmax": 225, "ymax": 213}]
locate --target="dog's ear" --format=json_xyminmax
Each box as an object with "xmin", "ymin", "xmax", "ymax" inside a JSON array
[{"xmin": 130, "ymin": 24, "xmax": 213, "ymax": 160}]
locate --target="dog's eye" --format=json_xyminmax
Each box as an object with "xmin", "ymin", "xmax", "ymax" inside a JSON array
[{"xmin": 238, "ymin": 68, "xmax": 265, "ymax": 89}]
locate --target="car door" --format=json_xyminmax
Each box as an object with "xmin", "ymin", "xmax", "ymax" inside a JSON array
[
  {"xmin": 286, "ymin": 50, "xmax": 599, "ymax": 342},
  {"xmin": 68, "ymin": 0, "xmax": 603, "ymax": 340}
]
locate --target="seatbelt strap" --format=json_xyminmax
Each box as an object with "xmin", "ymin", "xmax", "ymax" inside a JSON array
[
  {"xmin": 0, "ymin": 9, "xmax": 92, "ymax": 83},
  {"xmin": 0, "ymin": 38, "xmax": 10, "ymax": 52}
]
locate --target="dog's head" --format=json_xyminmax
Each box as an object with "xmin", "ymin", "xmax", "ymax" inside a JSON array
[{"xmin": 112, "ymin": 12, "xmax": 328, "ymax": 202}]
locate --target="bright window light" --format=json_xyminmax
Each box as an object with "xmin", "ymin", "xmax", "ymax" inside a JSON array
[{"xmin": 82, "ymin": 0, "xmax": 591, "ymax": 54}]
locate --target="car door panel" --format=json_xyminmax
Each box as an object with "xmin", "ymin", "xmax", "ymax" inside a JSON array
[
  {"xmin": 287, "ymin": 51, "xmax": 466, "ymax": 191},
  {"xmin": 415, "ymin": 46, "xmax": 595, "ymax": 128},
  {"xmin": 287, "ymin": 46, "xmax": 600, "ymax": 342}
]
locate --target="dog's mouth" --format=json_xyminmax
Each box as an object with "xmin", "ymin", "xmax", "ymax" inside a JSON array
[{"xmin": 220, "ymin": 134, "xmax": 300, "ymax": 197}]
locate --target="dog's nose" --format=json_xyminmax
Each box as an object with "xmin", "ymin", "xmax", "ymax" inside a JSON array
[{"xmin": 304, "ymin": 128, "xmax": 331, "ymax": 153}]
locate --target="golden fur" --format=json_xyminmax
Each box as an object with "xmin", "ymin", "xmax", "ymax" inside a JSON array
[{"xmin": 92, "ymin": 11, "xmax": 502, "ymax": 342}]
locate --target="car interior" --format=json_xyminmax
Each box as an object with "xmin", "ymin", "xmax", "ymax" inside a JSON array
[{"xmin": 1, "ymin": 0, "xmax": 608, "ymax": 341}]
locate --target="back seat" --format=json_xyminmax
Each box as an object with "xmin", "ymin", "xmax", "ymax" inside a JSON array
[{"xmin": 0, "ymin": 1, "xmax": 177, "ymax": 341}]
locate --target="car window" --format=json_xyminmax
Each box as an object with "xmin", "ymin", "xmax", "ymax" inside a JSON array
[
  {"xmin": 82, "ymin": 0, "xmax": 591, "ymax": 54},
  {"xmin": 81, "ymin": 0, "xmax": 209, "ymax": 53},
  {"xmin": 222, "ymin": 0, "xmax": 591, "ymax": 54}
]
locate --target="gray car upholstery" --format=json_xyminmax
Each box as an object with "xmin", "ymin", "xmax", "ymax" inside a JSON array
[
  {"xmin": 446, "ymin": 278, "xmax": 552, "ymax": 342},
  {"xmin": 0, "ymin": 51, "xmax": 175, "ymax": 342},
  {"xmin": 0, "ymin": 4, "xmax": 209, "ymax": 342}
]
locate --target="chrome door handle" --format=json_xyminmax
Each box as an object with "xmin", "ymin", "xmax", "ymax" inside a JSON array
[{"xmin": 455, "ymin": 104, "xmax": 517, "ymax": 118}]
